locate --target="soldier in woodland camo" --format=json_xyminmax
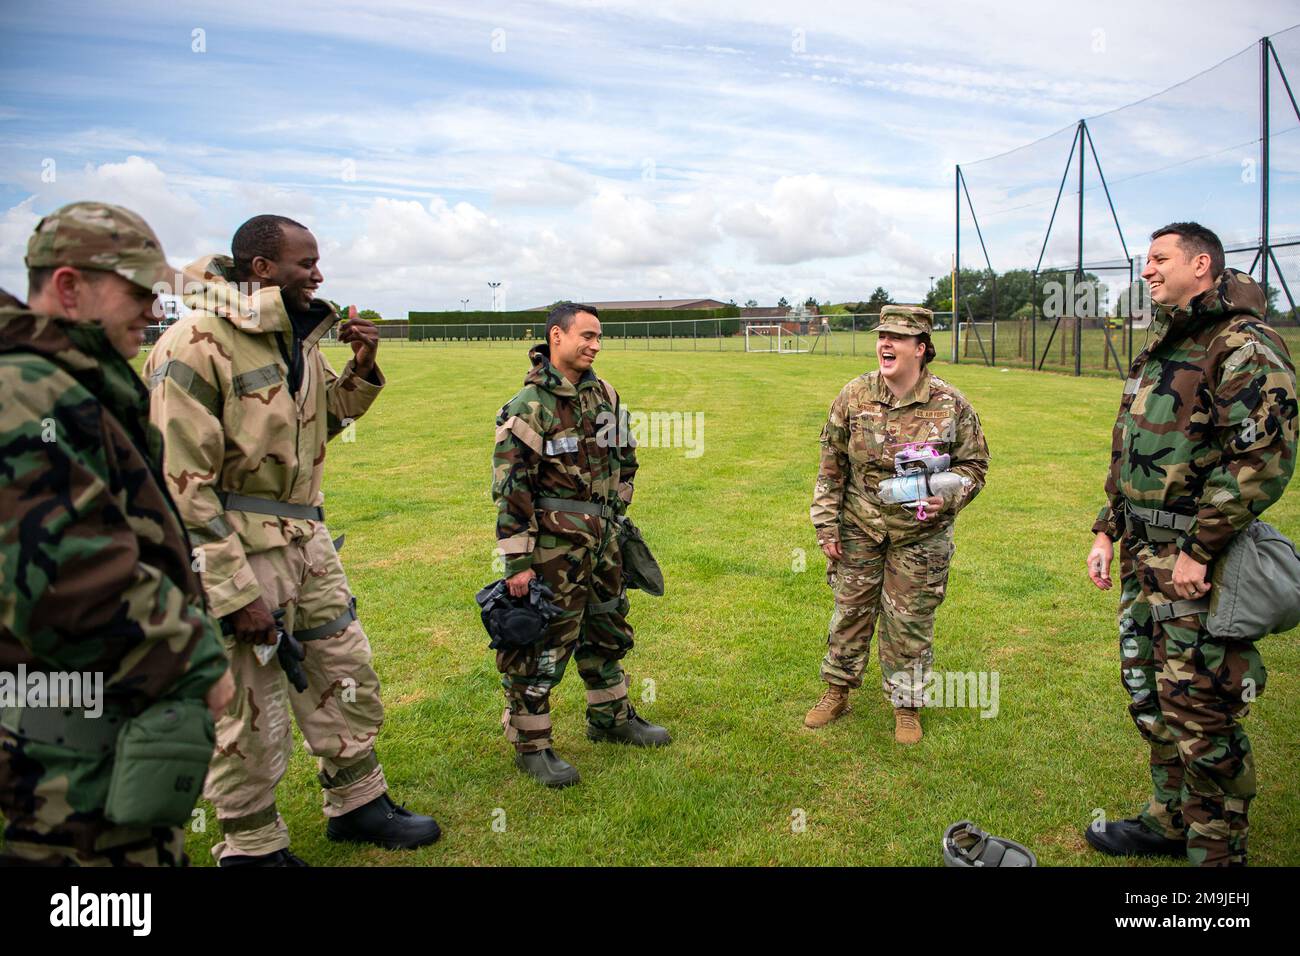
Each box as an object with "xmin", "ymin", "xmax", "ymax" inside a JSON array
[
  {"xmin": 1086, "ymin": 222, "xmax": 1297, "ymax": 867},
  {"xmin": 0, "ymin": 202, "xmax": 232, "ymax": 866},
  {"xmin": 491, "ymin": 302, "xmax": 670, "ymax": 789}
]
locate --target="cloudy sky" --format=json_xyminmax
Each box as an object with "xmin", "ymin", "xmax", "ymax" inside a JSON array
[{"xmin": 1, "ymin": 1, "xmax": 1297, "ymax": 315}]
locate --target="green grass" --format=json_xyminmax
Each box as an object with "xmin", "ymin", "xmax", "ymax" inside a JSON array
[
  {"xmin": 179, "ymin": 345, "xmax": 1299, "ymax": 866},
  {"xmin": 377, "ymin": 324, "xmax": 1300, "ymax": 380}
]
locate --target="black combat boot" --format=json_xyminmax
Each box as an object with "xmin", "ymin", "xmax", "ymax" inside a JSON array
[
  {"xmin": 218, "ymin": 848, "xmax": 310, "ymax": 867},
  {"xmin": 586, "ymin": 706, "xmax": 672, "ymax": 747},
  {"xmin": 326, "ymin": 793, "xmax": 441, "ymax": 849},
  {"xmin": 1084, "ymin": 816, "xmax": 1186, "ymax": 858},
  {"xmin": 514, "ymin": 748, "xmax": 580, "ymax": 788}
]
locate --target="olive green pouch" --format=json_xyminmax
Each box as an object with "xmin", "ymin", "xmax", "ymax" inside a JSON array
[{"xmin": 104, "ymin": 698, "xmax": 216, "ymax": 827}]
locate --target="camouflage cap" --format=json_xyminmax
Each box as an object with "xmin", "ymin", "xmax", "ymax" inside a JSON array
[
  {"xmin": 25, "ymin": 201, "xmax": 174, "ymax": 293},
  {"xmin": 875, "ymin": 304, "xmax": 932, "ymax": 336}
]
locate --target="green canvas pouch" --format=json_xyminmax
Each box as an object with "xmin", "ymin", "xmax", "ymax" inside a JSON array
[{"xmin": 104, "ymin": 698, "xmax": 215, "ymax": 827}]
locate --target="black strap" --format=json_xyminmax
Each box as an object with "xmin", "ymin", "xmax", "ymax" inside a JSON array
[
  {"xmin": 294, "ymin": 597, "xmax": 358, "ymax": 642},
  {"xmin": 536, "ymin": 496, "xmax": 616, "ymax": 519},
  {"xmin": 218, "ymin": 492, "xmax": 324, "ymax": 522},
  {"xmin": 1150, "ymin": 597, "xmax": 1210, "ymax": 622},
  {"xmin": 587, "ymin": 592, "xmax": 624, "ymax": 615},
  {"xmin": 1125, "ymin": 502, "xmax": 1195, "ymax": 532}
]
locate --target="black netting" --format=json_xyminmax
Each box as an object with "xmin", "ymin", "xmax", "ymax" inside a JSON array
[{"xmin": 955, "ymin": 27, "xmax": 1299, "ymax": 375}]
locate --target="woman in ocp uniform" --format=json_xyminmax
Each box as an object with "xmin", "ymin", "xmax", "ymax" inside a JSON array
[{"xmin": 805, "ymin": 306, "xmax": 989, "ymax": 743}]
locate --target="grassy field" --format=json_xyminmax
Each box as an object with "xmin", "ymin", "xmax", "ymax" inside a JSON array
[
  {"xmin": 379, "ymin": 324, "xmax": 1300, "ymax": 380},
  {"xmin": 181, "ymin": 344, "xmax": 1299, "ymax": 867}
]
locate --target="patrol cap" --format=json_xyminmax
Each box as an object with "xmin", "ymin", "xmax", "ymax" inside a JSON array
[
  {"xmin": 875, "ymin": 304, "xmax": 933, "ymax": 337},
  {"xmin": 25, "ymin": 201, "xmax": 175, "ymax": 294}
]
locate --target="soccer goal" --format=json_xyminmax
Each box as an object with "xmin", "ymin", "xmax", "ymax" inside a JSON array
[
  {"xmin": 959, "ymin": 321, "xmax": 995, "ymax": 363},
  {"xmin": 745, "ymin": 324, "xmax": 807, "ymax": 353}
]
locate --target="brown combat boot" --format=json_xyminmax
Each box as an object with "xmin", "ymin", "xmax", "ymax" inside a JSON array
[
  {"xmin": 804, "ymin": 684, "xmax": 850, "ymax": 728},
  {"xmin": 894, "ymin": 707, "xmax": 922, "ymax": 744}
]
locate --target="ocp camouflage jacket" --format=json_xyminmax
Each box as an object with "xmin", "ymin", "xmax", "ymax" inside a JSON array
[
  {"xmin": 0, "ymin": 291, "xmax": 227, "ymax": 709},
  {"xmin": 492, "ymin": 344, "xmax": 638, "ymax": 577},
  {"xmin": 144, "ymin": 256, "xmax": 384, "ymax": 618},
  {"xmin": 811, "ymin": 369, "xmax": 989, "ymax": 547},
  {"xmin": 1093, "ymin": 269, "xmax": 1298, "ymax": 561}
]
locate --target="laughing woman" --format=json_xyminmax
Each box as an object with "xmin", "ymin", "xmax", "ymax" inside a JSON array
[{"xmin": 804, "ymin": 306, "xmax": 990, "ymax": 743}]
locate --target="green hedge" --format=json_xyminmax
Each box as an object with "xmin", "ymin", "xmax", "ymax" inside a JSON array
[
  {"xmin": 407, "ymin": 307, "xmax": 742, "ymax": 340},
  {"xmin": 410, "ymin": 318, "xmax": 742, "ymax": 340},
  {"xmin": 408, "ymin": 306, "xmax": 739, "ymax": 325}
]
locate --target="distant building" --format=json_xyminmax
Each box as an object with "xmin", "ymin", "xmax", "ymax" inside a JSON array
[{"xmin": 526, "ymin": 298, "xmax": 731, "ymax": 311}]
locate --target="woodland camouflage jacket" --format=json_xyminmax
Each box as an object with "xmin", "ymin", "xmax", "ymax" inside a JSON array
[
  {"xmin": 0, "ymin": 291, "xmax": 227, "ymax": 710},
  {"xmin": 1093, "ymin": 268, "xmax": 1298, "ymax": 562},
  {"xmin": 492, "ymin": 344, "xmax": 638, "ymax": 577}
]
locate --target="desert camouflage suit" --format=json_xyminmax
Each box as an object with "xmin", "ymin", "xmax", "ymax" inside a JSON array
[
  {"xmin": 1093, "ymin": 268, "xmax": 1297, "ymax": 866},
  {"xmin": 144, "ymin": 256, "xmax": 387, "ymax": 861},
  {"xmin": 0, "ymin": 291, "xmax": 227, "ymax": 866},
  {"xmin": 492, "ymin": 344, "xmax": 639, "ymax": 753},
  {"xmin": 810, "ymin": 370, "xmax": 989, "ymax": 706}
]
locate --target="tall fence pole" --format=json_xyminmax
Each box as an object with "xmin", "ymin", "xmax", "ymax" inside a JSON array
[
  {"xmin": 1261, "ymin": 36, "xmax": 1271, "ymax": 302},
  {"xmin": 1075, "ymin": 118, "xmax": 1084, "ymax": 377},
  {"xmin": 954, "ymin": 166, "xmax": 961, "ymax": 364}
]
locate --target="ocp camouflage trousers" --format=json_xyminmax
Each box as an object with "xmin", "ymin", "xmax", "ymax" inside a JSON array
[
  {"xmin": 497, "ymin": 530, "xmax": 633, "ymax": 753},
  {"xmin": 0, "ymin": 729, "xmax": 186, "ymax": 866},
  {"xmin": 1117, "ymin": 538, "xmax": 1266, "ymax": 867},
  {"xmin": 820, "ymin": 523, "xmax": 954, "ymax": 707},
  {"xmin": 206, "ymin": 522, "xmax": 387, "ymax": 862}
]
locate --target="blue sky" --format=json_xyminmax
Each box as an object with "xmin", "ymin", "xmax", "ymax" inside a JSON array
[{"xmin": 1, "ymin": 0, "xmax": 1297, "ymax": 315}]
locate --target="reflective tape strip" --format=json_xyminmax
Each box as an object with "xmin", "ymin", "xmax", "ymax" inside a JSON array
[
  {"xmin": 148, "ymin": 358, "xmax": 220, "ymax": 416},
  {"xmin": 585, "ymin": 683, "xmax": 628, "ymax": 705},
  {"xmin": 294, "ymin": 597, "xmax": 357, "ymax": 642},
  {"xmin": 318, "ymin": 750, "xmax": 379, "ymax": 789},
  {"xmin": 509, "ymin": 713, "xmax": 552, "ymax": 731},
  {"xmin": 544, "ymin": 435, "xmax": 580, "ymax": 455},
  {"xmin": 495, "ymin": 415, "xmax": 544, "ymax": 456},
  {"xmin": 1123, "ymin": 376, "xmax": 1141, "ymax": 396},
  {"xmin": 496, "ymin": 534, "xmax": 535, "ymax": 556},
  {"xmin": 232, "ymin": 364, "xmax": 283, "ymax": 396},
  {"xmin": 1150, "ymin": 598, "xmax": 1209, "ymax": 623},
  {"xmin": 1224, "ymin": 339, "xmax": 1286, "ymax": 375},
  {"xmin": 220, "ymin": 803, "xmax": 279, "ymax": 835}
]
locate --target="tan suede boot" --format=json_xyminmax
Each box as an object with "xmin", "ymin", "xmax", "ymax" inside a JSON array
[
  {"xmin": 804, "ymin": 685, "xmax": 850, "ymax": 728},
  {"xmin": 894, "ymin": 707, "xmax": 922, "ymax": 744}
]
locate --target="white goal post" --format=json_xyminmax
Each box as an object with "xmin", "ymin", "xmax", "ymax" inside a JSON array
[{"xmin": 745, "ymin": 323, "xmax": 808, "ymax": 353}]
